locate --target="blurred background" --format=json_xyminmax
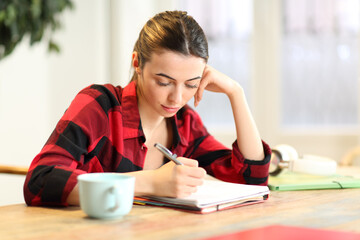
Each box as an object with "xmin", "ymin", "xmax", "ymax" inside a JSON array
[{"xmin": 1, "ymin": 0, "xmax": 359, "ymax": 205}]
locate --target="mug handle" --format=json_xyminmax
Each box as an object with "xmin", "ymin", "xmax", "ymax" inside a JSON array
[{"xmin": 107, "ymin": 185, "xmax": 122, "ymax": 212}]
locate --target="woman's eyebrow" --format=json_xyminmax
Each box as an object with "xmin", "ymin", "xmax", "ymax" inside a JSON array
[
  {"xmin": 156, "ymin": 73, "xmax": 175, "ymax": 80},
  {"xmin": 156, "ymin": 73, "xmax": 201, "ymax": 81},
  {"xmin": 187, "ymin": 76, "xmax": 201, "ymax": 81}
]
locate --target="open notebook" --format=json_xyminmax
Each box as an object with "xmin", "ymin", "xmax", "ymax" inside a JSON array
[{"xmin": 134, "ymin": 180, "xmax": 270, "ymax": 214}]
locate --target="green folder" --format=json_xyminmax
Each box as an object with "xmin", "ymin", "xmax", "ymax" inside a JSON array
[{"xmin": 268, "ymin": 170, "xmax": 360, "ymax": 191}]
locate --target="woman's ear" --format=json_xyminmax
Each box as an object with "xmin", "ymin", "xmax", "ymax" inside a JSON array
[
  {"xmin": 132, "ymin": 51, "xmax": 142, "ymax": 76},
  {"xmin": 132, "ymin": 52, "xmax": 139, "ymax": 68}
]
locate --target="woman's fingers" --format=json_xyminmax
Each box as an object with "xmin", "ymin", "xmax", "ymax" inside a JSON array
[
  {"xmin": 153, "ymin": 157, "xmax": 206, "ymax": 198},
  {"xmin": 194, "ymin": 65, "xmax": 212, "ymax": 107},
  {"xmin": 194, "ymin": 79, "xmax": 207, "ymax": 107},
  {"xmin": 197, "ymin": 64, "xmax": 238, "ymax": 99},
  {"xmin": 174, "ymin": 185, "xmax": 198, "ymax": 198},
  {"xmin": 178, "ymin": 165, "xmax": 206, "ymax": 179},
  {"xmin": 182, "ymin": 175, "xmax": 204, "ymax": 187},
  {"xmin": 176, "ymin": 157, "xmax": 206, "ymax": 178},
  {"xmin": 171, "ymin": 158, "xmax": 206, "ymax": 197},
  {"xmin": 177, "ymin": 157, "xmax": 199, "ymax": 167}
]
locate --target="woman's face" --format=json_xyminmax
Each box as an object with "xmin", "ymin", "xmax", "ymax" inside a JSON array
[{"xmin": 137, "ymin": 50, "xmax": 206, "ymax": 118}]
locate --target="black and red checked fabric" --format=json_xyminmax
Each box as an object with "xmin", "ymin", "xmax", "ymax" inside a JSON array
[{"xmin": 23, "ymin": 81, "xmax": 271, "ymax": 206}]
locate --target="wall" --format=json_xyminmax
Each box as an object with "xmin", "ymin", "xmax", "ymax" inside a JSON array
[{"xmin": 0, "ymin": 0, "xmax": 110, "ymax": 206}]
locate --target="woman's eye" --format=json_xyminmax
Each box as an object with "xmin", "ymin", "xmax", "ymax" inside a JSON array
[
  {"xmin": 156, "ymin": 80, "xmax": 170, "ymax": 86},
  {"xmin": 185, "ymin": 84, "xmax": 198, "ymax": 89}
]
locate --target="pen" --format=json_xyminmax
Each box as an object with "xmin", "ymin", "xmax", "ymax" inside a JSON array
[{"xmin": 154, "ymin": 143, "xmax": 183, "ymax": 165}]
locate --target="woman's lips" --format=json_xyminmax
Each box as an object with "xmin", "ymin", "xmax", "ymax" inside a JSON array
[{"xmin": 161, "ymin": 105, "xmax": 180, "ymax": 113}]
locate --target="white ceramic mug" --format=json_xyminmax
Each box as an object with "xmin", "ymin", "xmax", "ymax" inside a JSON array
[{"xmin": 77, "ymin": 173, "xmax": 135, "ymax": 219}]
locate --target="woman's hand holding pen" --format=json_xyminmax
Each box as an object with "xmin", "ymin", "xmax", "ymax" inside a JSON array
[{"xmin": 152, "ymin": 157, "xmax": 206, "ymax": 198}]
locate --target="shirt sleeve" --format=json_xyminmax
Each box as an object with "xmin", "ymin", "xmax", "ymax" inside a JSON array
[
  {"xmin": 179, "ymin": 106, "xmax": 271, "ymax": 186},
  {"xmin": 196, "ymin": 136, "xmax": 271, "ymax": 185},
  {"xmin": 23, "ymin": 84, "xmax": 118, "ymax": 206}
]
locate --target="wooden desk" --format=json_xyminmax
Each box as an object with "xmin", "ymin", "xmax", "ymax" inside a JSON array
[{"xmin": 1, "ymin": 188, "xmax": 360, "ymax": 240}]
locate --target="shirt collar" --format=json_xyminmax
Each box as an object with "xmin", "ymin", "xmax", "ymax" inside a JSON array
[
  {"xmin": 171, "ymin": 109, "xmax": 189, "ymax": 149},
  {"xmin": 121, "ymin": 81, "xmax": 144, "ymax": 140}
]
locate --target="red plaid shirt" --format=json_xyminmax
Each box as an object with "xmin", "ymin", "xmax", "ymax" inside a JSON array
[{"xmin": 23, "ymin": 81, "xmax": 271, "ymax": 206}]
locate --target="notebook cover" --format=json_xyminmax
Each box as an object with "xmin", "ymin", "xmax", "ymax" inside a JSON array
[
  {"xmin": 268, "ymin": 170, "xmax": 360, "ymax": 191},
  {"xmin": 134, "ymin": 195, "xmax": 268, "ymax": 214},
  {"xmin": 201, "ymin": 225, "xmax": 360, "ymax": 240}
]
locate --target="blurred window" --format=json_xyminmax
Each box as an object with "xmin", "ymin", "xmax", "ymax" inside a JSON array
[{"xmin": 282, "ymin": 0, "xmax": 360, "ymax": 128}]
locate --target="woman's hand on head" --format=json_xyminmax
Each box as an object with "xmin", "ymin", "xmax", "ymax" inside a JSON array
[
  {"xmin": 152, "ymin": 157, "xmax": 206, "ymax": 198},
  {"xmin": 194, "ymin": 65, "xmax": 241, "ymax": 107}
]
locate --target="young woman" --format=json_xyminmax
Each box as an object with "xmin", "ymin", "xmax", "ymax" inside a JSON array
[{"xmin": 24, "ymin": 11, "xmax": 271, "ymax": 206}]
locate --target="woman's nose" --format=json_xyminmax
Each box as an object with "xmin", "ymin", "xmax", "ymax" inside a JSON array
[{"xmin": 168, "ymin": 86, "xmax": 182, "ymax": 104}]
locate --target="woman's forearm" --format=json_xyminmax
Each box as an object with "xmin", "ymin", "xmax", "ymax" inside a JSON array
[
  {"xmin": 66, "ymin": 171, "xmax": 156, "ymax": 206},
  {"xmin": 123, "ymin": 170, "xmax": 156, "ymax": 196},
  {"xmin": 227, "ymin": 83, "xmax": 264, "ymax": 160},
  {"xmin": 66, "ymin": 184, "xmax": 80, "ymax": 205}
]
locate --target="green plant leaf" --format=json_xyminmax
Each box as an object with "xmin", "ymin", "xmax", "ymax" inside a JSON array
[
  {"xmin": 0, "ymin": 10, "xmax": 6, "ymax": 23},
  {"xmin": 0, "ymin": 0, "xmax": 74, "ymax": 60},
  {"xmin": 31, "ymin": 0, "xmax": 41, "ymax": 19},
  {"xmin": 4, "ymin": 4, "xmax": 16, "ymax": 26},
  {"xmin": 48, "ymin": 40, "xmax": 60, "ymax": 53}
]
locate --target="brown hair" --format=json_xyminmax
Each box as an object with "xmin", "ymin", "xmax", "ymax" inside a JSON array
[{"xmin": 130, "ymin": 10, "xmax": 209, "ymax": 82}]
